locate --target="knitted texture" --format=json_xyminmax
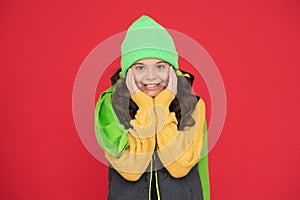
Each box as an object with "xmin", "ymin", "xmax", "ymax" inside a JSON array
[{"xmin": 121, "ymin": 15, "xmax": 178, "ymax": 76}]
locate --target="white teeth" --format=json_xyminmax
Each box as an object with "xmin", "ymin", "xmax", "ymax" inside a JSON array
[
  {"xmin": 145, "ymin": 84, "xmax": 158, "ymax": 89},
  {"xmin": 147, "ymin": 84, "xmax": 157, "ymax": 88}
]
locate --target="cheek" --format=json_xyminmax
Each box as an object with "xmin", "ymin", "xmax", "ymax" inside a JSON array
[
  {"xmin": 132, "ymin": 72, "xmax": 143, "ymax": 84},
  {"xmin": 160, "ymin": 72, "xmax": 169, "ymax": 83}
]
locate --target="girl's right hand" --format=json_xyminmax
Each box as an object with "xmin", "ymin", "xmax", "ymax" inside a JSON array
[{"xmin": 126, "ymin": 68, "xmax": 141, "ymax": 96}]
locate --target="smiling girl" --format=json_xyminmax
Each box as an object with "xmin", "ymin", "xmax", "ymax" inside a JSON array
[{"xmin": 95, "ymin": 15, "xmax": 210, "ymax": 200}]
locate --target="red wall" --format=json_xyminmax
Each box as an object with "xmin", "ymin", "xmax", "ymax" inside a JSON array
[{"xmin": 1, "ymin": 0, "xmax": 299, "ymax": 199}]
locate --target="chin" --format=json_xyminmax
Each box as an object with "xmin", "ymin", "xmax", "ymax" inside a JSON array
[
  {"xmin": 145, "ymin": 92, "xmax": 157, "ymax": 97},
  {"xmin": 145, "ymin": 90, "xmax": 163, "ymax": 97},
  {"xmin": 141, "ymin": 86, "xmax": 165, "ymax": 97}
]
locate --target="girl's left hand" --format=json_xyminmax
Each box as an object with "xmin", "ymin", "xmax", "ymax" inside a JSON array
[{"xmin": 166, "ymin": 67, "xmax": 177, "ymax": 95}]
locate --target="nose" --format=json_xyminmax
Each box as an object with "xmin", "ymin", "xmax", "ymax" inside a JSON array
[{"xmin": 145, "ymin": 67, "xmax": 156, "ymax": 80}]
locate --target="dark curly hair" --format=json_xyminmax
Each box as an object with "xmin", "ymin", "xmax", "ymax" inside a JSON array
[{"xmin": 110, "ymin": 68, "xmax": 199, "ymax": 131}]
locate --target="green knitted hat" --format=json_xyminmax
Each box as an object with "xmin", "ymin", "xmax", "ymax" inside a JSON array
[{"xmin": 121, "ymin": 15, "xmax": 179, "ymax": 76}]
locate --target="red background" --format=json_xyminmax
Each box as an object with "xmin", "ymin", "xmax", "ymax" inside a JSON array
[{"xmin": 1, "ymin": 0, "xmax": 300, "ymax": 199}]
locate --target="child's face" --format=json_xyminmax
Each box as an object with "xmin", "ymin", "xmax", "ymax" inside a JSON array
[{"xmin": 131, "ymin": 58, "xmax": 170, "ymax": 97}]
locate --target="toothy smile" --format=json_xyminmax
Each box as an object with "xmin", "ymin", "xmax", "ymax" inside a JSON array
[{"xmin": 144, "ymin": 83, "xmax": 159, "ymax": 90}]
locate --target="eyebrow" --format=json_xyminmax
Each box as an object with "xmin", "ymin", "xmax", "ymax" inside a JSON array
[{"xmin": 133, "ymin": 61, "xmax": 168, "ymax": 65}]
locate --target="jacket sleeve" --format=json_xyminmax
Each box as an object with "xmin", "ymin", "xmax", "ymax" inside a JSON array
[
  {"xmin": 94, "ymin": 86, "xmax": 129, "ymax": 157},
  {"xmin": 95, "ymin": 89, "xmax": 156, "ymax": 181},
  {"xmin": 154, "ymin": 90, "xmax": 206, "ymax": 178}
]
